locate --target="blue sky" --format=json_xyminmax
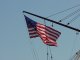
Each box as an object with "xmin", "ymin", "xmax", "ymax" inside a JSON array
[{"xmin": 0, "ymin": 0, "xmax": 80, "ymax": 60}]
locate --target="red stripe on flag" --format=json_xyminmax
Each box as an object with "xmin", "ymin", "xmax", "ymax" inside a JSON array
[
  {"xmin": 37, "ymin": 24, "xmax": 61, "ymax": 37},
  {"xmin": 37, "ymin": 26, "xmax": 60, "ymax": 40}
]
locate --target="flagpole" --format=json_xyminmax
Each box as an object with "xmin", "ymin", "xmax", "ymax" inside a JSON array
[{"xmin": 23, "ymin": 11, "xmax": 80, "ymax": 32}]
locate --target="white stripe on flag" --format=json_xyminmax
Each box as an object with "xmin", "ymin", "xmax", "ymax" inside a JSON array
[{"xmin": 28, "ymin": 27, "xmax": 35, "ymax": 31}]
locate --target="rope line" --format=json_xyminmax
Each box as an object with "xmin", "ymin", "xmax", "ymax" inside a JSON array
[
  {"xmin": 69, "ymin": 34, "xmax": 79, "ymax": 60},
  {"xmin": 47, "ymin": 4, "xmax": 80, "ymax": 18},
  {"xmin": 47, "ymin": 45, "xmax": 49, "ymax": 60},
  {"xmin": 59, "ymin": 8, "xmax": 80, "ymax": 22},
  {"xmin": 29, "ymin": 40, "xmax": 39, "ymax": 60},
  {"xmin": 28, "ymin": 40, "xmax": 38, "ymax": 60},
  {"xmin": 67, "ymin": 13, "xmax": 80, "ymax": 25},
  {"xmin": 46, "ymin": 4, "xmax": 80, "ymax": 27},
  {"xmin": 49, "ymin": 46, "xmax": 53, "ymax": 60}
]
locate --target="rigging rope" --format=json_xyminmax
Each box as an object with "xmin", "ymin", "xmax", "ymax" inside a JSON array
[
  {"xmin": 46, "ymin": 46, "xmax": 53, "ymax": 60},
  {"xmin": 29, "ymin": 40, "xmax": 39, "ymax": 60},
  {"xmin": 47, "ymin": 4, "xmax": 80, "ymax": 18},
  {"xmin": 67, "ymin": 13, "xmax": 80, "ymax": 25},
  {"xmin": 46, "ymin": 4, "xmax": 80, "ymax": 27},
  {"xmin": 49, "ymin": 46, "xmax": 53, "ymax": 60},
  {"xmin": 47, "ymin": 45, "xmax": 49, "ymax": 60},
  {"xmin": 59, "ymin": 8, "xmax": 80, "ymax": 22},
  {"xmin": 28, "ymin": 40, "xmax": 38, "ymax": 60},
  {"xmin": 69, "ymin": 34, "xmax": 79, "ymax": 60}
]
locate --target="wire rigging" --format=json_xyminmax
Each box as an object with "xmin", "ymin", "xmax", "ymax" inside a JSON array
[
  {"xmin": 46, "ymin": 45, "xmax": 53, "ymax": 60},
  {"xmin": 69, "ymin": 33, "xmax": 79, "ymax": 60},
  {"xmin": 29, "ymin": 40, "xmax": 38, "ymax": 60},
  {"xmin": 59, "ymin": 8, "xmax": 80, "ymax": 22},
  {"xmin": 49, "ymin": 46, "xmax": 53, "ymax": 60},
  {"xmin": 47, "ymin": 45, "xmax": 49, "ymax": 60},
  {"xmin": 72, "ymin": 51, "xmax": 80, "ymax": 60},
  {"xmin": 67, "ymin": 13, "xmax": 80, "ymax": 25},
  {"xmin": 29, "ymin": 39, "xmax": 40, "ymax": 60},
  {"xmin": 47, "ymin": 4, "xmax": 80, "ymax": 18},
  {"xmin": 46, "ymin": 4, "xmax": 80, "ymax": 27}
]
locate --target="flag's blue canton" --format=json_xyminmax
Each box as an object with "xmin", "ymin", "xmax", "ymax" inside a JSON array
[
  {"xmin": 24, "ymin": 15, "xmax": 39, "ymax": 38},
  {"xmin": 24, "ymin": 15, "xmax": 36, "ymax": 28}
]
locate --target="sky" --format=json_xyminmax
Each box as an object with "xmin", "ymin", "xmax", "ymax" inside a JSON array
[{"xmin": 0, "ymin": 0, "xmax": 80, "ymax": 60}]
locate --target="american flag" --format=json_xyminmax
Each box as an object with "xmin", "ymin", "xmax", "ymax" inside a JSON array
[{"xmin": 24, "ymin": 15, "xmax": 61, "ymax": 46}]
